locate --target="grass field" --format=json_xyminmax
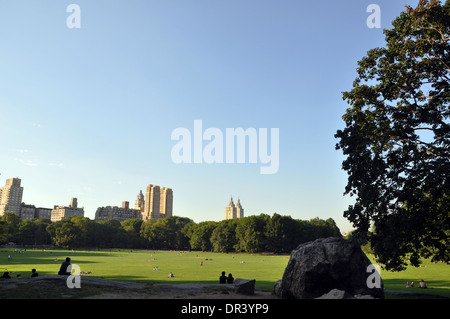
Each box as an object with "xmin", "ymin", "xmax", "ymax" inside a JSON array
[
  {"xmin": 0, "ymin": 248, "xmax": 449, "ymax": 298},
  {"xmin": 370, "ymin": 254, "xmax": 450, "ymax": 299},
  {"xmin": 0, "ymin": 248, "xmax": 289, "ymax": 291}
]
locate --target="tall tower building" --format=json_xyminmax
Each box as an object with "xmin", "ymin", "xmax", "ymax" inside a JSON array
[
  {"xmin": 134, "ymin": 190, "xmax": 145, "ymax": 212},
  {"xmin": 160, "ymin": 187, "xmax": 173, "ymax": 218},
  {"xmin": 236, "ymin": 198, "xmax": 244, "ymax": 218},
  {"xmin": 69, "ymin": 197, "xmax": 78, "ymax": 209},
  {"xmin": 143, "ymin": 184, "xmax": 160, "ymax": 221},
  {"xmin": 142, "ymin": 184, "xmax": 173, "ymax": 221},
  {"xmin": 0, "ymin": 178, "xmax": 24, "ymax": 216},
  {"xmin": 224, "ymin": 197, "xmax": 236, "ymax": 220},
  {"xmin": 224, "ymin": 197, "xmax": 244, "ymax": 220}
]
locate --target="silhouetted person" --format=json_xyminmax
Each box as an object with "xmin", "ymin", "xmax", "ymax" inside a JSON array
[
  {"xmin": 219, "ymin": 271, "xmax": 227, "ymax": 284},
  {"xmin": 227, "ymin": 273, "xmax": 234, "ymax": 284},
  {"xmin": 1, "ymin": 272, "xmax": 11, "ymax": 279},
  {"xmin": 31, "ymin": 269, "xmax": 38, "ymax": 278},
  {"xmin": 58, "ymin": 257, "xmax": 71, "ymax": 275}
]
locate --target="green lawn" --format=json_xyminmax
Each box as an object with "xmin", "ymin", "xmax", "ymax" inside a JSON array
[
  {"xmin": 370, "ymin": 254, "xmax": 450, "ymax": 298},
  {"xmin": 0, "ymin": 248, "xmax": 289, "ymax": 291},
  {"xmin": 1, "ymin": 248, "xmax": 449, "ymax": 297}
]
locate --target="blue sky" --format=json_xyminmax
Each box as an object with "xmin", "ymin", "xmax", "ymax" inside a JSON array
[{"xmin": 0, "ymin": 0, "xmax": 419, "ymax": 232}]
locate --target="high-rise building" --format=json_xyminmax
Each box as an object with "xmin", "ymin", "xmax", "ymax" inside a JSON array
[
  {"xmin": 143, "ymin": 184, "xmax": 160, "ymax": 221},
  {"xmin": 51, "ymin": 197, "xmax": 84, "ymax": 222},
  {"xmin": 224, "ymin": 197, "xmax": 236, "ymax": 220},
  {"xmin": 70, "ymin": 197, "xmax": 78, "ymax": 209},
  {"xmin": 236, "ymin": 198, "xmax": 244, "ymax": 219},
  {"xmin": 224, "ymin": 197, "xmax": 244, "ymax": 220},
  {"xmin": 160, "ymin": 187, "xmax": 173, "ymax": 219},
  {"xmin": 134, "ymin": 190, "xmax": 145, "ymax": 212},
  {"xmin": 142, "ymin": 184, "xmax": 173, "ymax": 221},
  {"xmin": 0, "ymin": 178, "xmax": 24, "ymax": 216}
]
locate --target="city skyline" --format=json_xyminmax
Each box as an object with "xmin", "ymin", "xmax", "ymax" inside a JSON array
[
  {"xmin": 0, "ymin": 174, "xmax": 175, "ymax": 223},
  {"xmin": 0, "ymin": 1, "xmax": 421, "ymax": 232}
]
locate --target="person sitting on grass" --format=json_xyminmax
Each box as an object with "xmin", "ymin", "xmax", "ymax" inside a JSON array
[
  {"xmin": 58, "ymin": 257, "xmax": 71, "ymax": 275},
  {"xmin": 1, "ymin": 272, "xmax": 11, "ymax": 279},
  {"xmin": 219, "ymin": 271, "xmax": 227, "ymax": 284},
  {"xmin": 227, "ymin": 273, "xmax": 234, "ymax": 284},
  {"xmin": 31, "ymin": 269, "xmax": 38, "ymax": 278},
  {"xmin": 419, "ymin": 280, "xmax": 427, "ymax": 289}
]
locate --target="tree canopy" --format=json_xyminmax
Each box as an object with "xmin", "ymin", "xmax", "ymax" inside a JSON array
[
  {"xmin": 335, "ymin": 0, "xmax": 449, "ymax": 271},
  {"xmin": 0, "ymin": 213, "xmax": 341, "ymax": 254}
]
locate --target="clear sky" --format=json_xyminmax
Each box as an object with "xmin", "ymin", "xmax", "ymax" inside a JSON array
[{"xmin": 0, "ymin": 0, "xmax": 419, "ymax": 232}]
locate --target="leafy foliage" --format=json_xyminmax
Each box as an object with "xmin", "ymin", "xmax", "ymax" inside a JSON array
[
  {"xmin": 0, "ymin": 213, "xmax": 341, "ymax": 254},
  {"xmin": 335, "ymin": 0, "xmax": 450, "ymax": 271}
]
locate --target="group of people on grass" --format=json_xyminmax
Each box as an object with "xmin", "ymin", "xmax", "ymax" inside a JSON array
[
  {"xmin": 2, "ymin": 254, "xmax": 435, "ymax": 295},
  {"xmin": 1, "ymin": 268, "xmax": 38, "ymax": 279},
  {"xmin": 406, "ymin": 280, "xmax": 427, "ymax": 288},
  {"xmin": 1, "ymin": 256, "xmax": 71, "ymax": 279},
  {"xmin": 219, "ymin": 271, "xmax": 234, "ymax": 284},
  {"xmin": 1, "ymin": 256, "xmax": 74, "ymax": 280}
]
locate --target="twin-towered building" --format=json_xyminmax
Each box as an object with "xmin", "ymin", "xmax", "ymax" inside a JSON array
[{"xmin": 224, "ymin": 196, "xmax": 244, "ymax": 220}]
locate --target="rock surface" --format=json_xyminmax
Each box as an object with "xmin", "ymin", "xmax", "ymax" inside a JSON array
[
  {"xmin": 314, "ymin": 289, "xmax": 377, "ymax": 299},
  {"xmin": 315, "ymin": 289, "xmax": 354, "ymax": 299},
  {"xmin": 277, "ymin": 237, "xmax": 384, "ymax": 299},
  {"xmin": 234, "ymin": 278, "xmax": 256, "ymax": 295}
]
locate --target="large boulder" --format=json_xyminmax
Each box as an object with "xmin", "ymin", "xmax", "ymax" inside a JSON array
[
  {"xmin": 277, "ymin": 237, "xmax": 384, "ymax": 299},
  {"xmin": 234, "ymin": 278, "xmax": 255, "ymax": 295}
]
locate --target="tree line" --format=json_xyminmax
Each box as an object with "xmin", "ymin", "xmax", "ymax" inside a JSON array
[{"xmin": 0, "ymin": 213, "xmax": 341, "ymax": 253}]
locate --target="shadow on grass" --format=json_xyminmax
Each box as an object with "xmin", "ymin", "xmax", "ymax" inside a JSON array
[
  {"xmin": 0, "ymin": 249, "xmax": 124, "ymax": 269},
  {"xmin": 0, "ymin": 249, "xmax": 122, "ymax": 257}
]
